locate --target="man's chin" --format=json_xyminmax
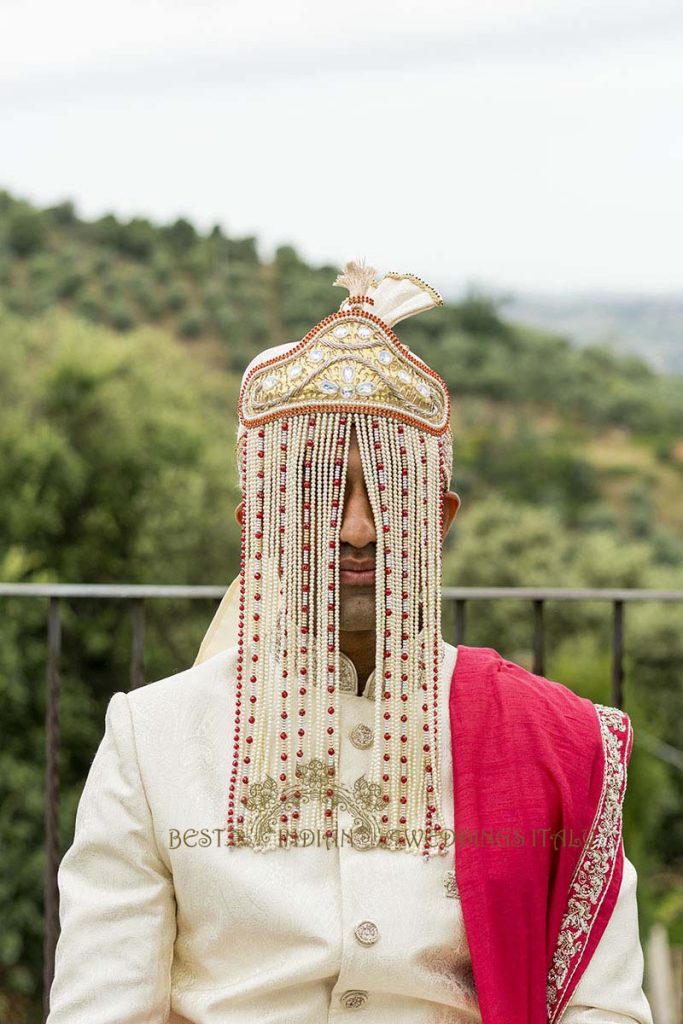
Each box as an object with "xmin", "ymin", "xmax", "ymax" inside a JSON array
[{"xmin": 339, "ymin": 591, "xmax": 376, "ymax": 630}]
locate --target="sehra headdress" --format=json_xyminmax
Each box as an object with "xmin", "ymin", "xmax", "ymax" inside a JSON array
[{"xmin": 194, "ymin": 259, "xmax": 453, "ymax": 858}]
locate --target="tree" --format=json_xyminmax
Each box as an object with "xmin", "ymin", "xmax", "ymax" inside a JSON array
[
  {"xmin": 0, "ymin": 306, "xmax": 241, "ymax": 1016},
  {"xmin": 162, "ymin": 217, "xmax": 197, "ymax": 254},
  {"xmin": 7, "ymin": 208, "xmax": 47, "ymax": 258}
]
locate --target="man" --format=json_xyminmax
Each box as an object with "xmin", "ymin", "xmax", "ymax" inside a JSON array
[{"xmin": 47, "ymin": 260, "xmax": 654, "ymax": 1023}]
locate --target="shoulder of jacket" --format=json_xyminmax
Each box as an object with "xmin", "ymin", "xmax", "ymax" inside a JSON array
[
  {"xmin": 458, "ymin": 645, "xmax": 604, "ymax": 744},
  {"xmin": 123, "ymin": 644, "xmax": 238, "ymax": 713}
]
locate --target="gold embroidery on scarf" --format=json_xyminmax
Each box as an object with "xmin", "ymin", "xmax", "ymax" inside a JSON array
[{"xmin": 546, "ymin": 704, "xmax": 631, "ymax": 1023}]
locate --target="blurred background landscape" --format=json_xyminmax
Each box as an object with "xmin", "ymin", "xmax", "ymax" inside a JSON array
[
  {"xmin": 0, "ymin": 190, "xmax": 681, "ymax": 1020},
  {"xmin": 1, "ymin": 0, "xmax": 682, "ymax": 1019}
]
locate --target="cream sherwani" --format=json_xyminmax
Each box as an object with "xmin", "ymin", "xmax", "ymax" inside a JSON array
[{"xmin": 47, "ymin": 643, "xmax": 653, "ymax": 1024}]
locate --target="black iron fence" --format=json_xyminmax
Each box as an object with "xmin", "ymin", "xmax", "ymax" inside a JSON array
[{"xmin": 1, "ymin": 582, "xmax": 682, "ymax": 1021}]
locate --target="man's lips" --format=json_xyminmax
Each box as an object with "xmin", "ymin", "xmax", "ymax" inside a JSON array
[{"xmin": 340, "ymin": 562, "xmax": 375, "ymax": 585}]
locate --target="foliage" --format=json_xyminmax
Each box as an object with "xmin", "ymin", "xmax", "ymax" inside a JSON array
[
  {"xmin": 0, "ymin": 190, "xmax": 681, "ymax": 1017},
  {"xmin": 0, "ymin": 186, "xmax": 680, "ymax": 444},
  {"xmin": 0, "ymin": 308, "xmax": 240, "ymax": 1012}
]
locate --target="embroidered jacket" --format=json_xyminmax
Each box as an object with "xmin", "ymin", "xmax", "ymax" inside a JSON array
[{"xmin": 46, "ymin": 643, "xmax": 653, "ymax": 1023}]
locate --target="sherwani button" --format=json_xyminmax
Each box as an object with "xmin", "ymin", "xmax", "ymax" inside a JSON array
[
  {"xmin": 340, "ymin": 989, "xmax": 369, "ymax": 1009},
  {"xmin": 350, "ymin": 723, "xmax": 374, "ymax": 749},
  {"xmin": 354, "ymin": 920, "xmax": 380, "ymax": 945}
]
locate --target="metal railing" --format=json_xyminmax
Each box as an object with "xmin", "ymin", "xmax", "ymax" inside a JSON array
[{"xmin": 1, "ymin": 582, "xmax": 682, "ymax": 1020}]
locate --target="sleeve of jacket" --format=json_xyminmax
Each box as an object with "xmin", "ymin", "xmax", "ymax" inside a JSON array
[
  {"xmin": 47, "ymin": 690, "xmax": 177, "ymax": 1024},
  {"xmin": 561, "ymin": 850, "xmax": 654, "ymax": 1024}
]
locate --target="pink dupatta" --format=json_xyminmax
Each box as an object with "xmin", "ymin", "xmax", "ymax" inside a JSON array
[{"xmin": 449, "ymin": 645, "xmax": 633, "ymax": 1023}]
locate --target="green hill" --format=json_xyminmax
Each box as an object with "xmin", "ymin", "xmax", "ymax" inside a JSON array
[{"xmin": 1, "ymin": 187, "xmax": 682, "ymax": 537}]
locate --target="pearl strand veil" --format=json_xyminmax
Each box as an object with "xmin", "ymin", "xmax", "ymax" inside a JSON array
[{"xmin": 194, "ymin": 259, "xmax": 453, "ymax": 858}]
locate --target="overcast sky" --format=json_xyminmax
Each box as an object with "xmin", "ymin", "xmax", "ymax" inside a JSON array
[{"xmin": 2, "ymin": 0, "xmax": 682, "ymax": 296}]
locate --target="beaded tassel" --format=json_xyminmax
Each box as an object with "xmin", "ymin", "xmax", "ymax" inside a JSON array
[
  {"xmin": 354, "ymin": 413, "xmax": 446, "ymax": 857},
  {"xmin": 227, "ymin": 407, "xmax": 448, "ymax": 858}
]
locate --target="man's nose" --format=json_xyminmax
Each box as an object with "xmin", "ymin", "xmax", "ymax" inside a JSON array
[{"xmin": 339, "ymin": 487, "xmax": 376, "ymax": 550}]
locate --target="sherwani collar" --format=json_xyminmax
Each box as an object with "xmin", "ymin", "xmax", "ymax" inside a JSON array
[{"xmin": 338, "ymin": 636, "xmax": 446, "ymax": 700}]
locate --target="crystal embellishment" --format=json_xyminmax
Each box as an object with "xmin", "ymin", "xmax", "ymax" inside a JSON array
[
  {"xmin": 288, "ymin": 363, "xmax": 302, "ymax": 379},
  {"xmin": 310, "ymin": 348, "xmax": 324, "ymax": 362},
  {"xmin": 357, "ymin": 382, "xmax": 375, "ymax": 396},
  {"xmin": 333, "ymin": 325, "xmax": 349, "ymax": 338},
  {"xmin": 398, "ymin": 370, "xmax": 411, "ymax": 384},
  {"xmin": 342, "ymin": 365, "xmax": 355, "ymax": 383},
  {"xmin": 443, "ymin": 869, "xmax": 460, "ymax": 898},
  {"xmin": 262, "ymin": 374, "xmax": 277, "ymax": 390},
  {"xmin": 377, "ymin": 349, "xmax": 392, "ymax": 365},
  {"xmin": 357, "ymin": 326, "xmax": 372, "ymax": 338},
  {"xmin": 319, "ymin": 379, "xmax": 339, "ymax": 395},
  {"xmin": 341, "ymin": 386, "xmax": 355, "ymax": 398},
  {"xmin": 417, "ymin": 382, "xmax": 431, "ymax": 398}
]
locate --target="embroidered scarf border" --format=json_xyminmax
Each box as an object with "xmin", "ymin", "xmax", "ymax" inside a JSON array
[{"xmin": 546, "ymin": 703, "xmax": 633, "ymax": 1023}]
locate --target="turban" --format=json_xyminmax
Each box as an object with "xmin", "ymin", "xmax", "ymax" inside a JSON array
[{"xmin": 195, "ymin": 260, "xmax": 453, "ymax": 856}]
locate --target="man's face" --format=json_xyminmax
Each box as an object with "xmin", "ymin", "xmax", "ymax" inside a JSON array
[
  {"xmin": 337, "ymin": 425, "xmax": 378, "ymax": 630},
  {"xmin": 337, "ymin": 425, "xmax": 460, "ymax": 631},
  {"xmin": 234, "ymin": 424, "xmax": 460, "ymax": 632}
]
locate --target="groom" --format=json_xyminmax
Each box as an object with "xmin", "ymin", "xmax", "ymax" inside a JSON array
[{"xmin": 48, "ymin": 260, "xmax": 653, "ymax": 1023}]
